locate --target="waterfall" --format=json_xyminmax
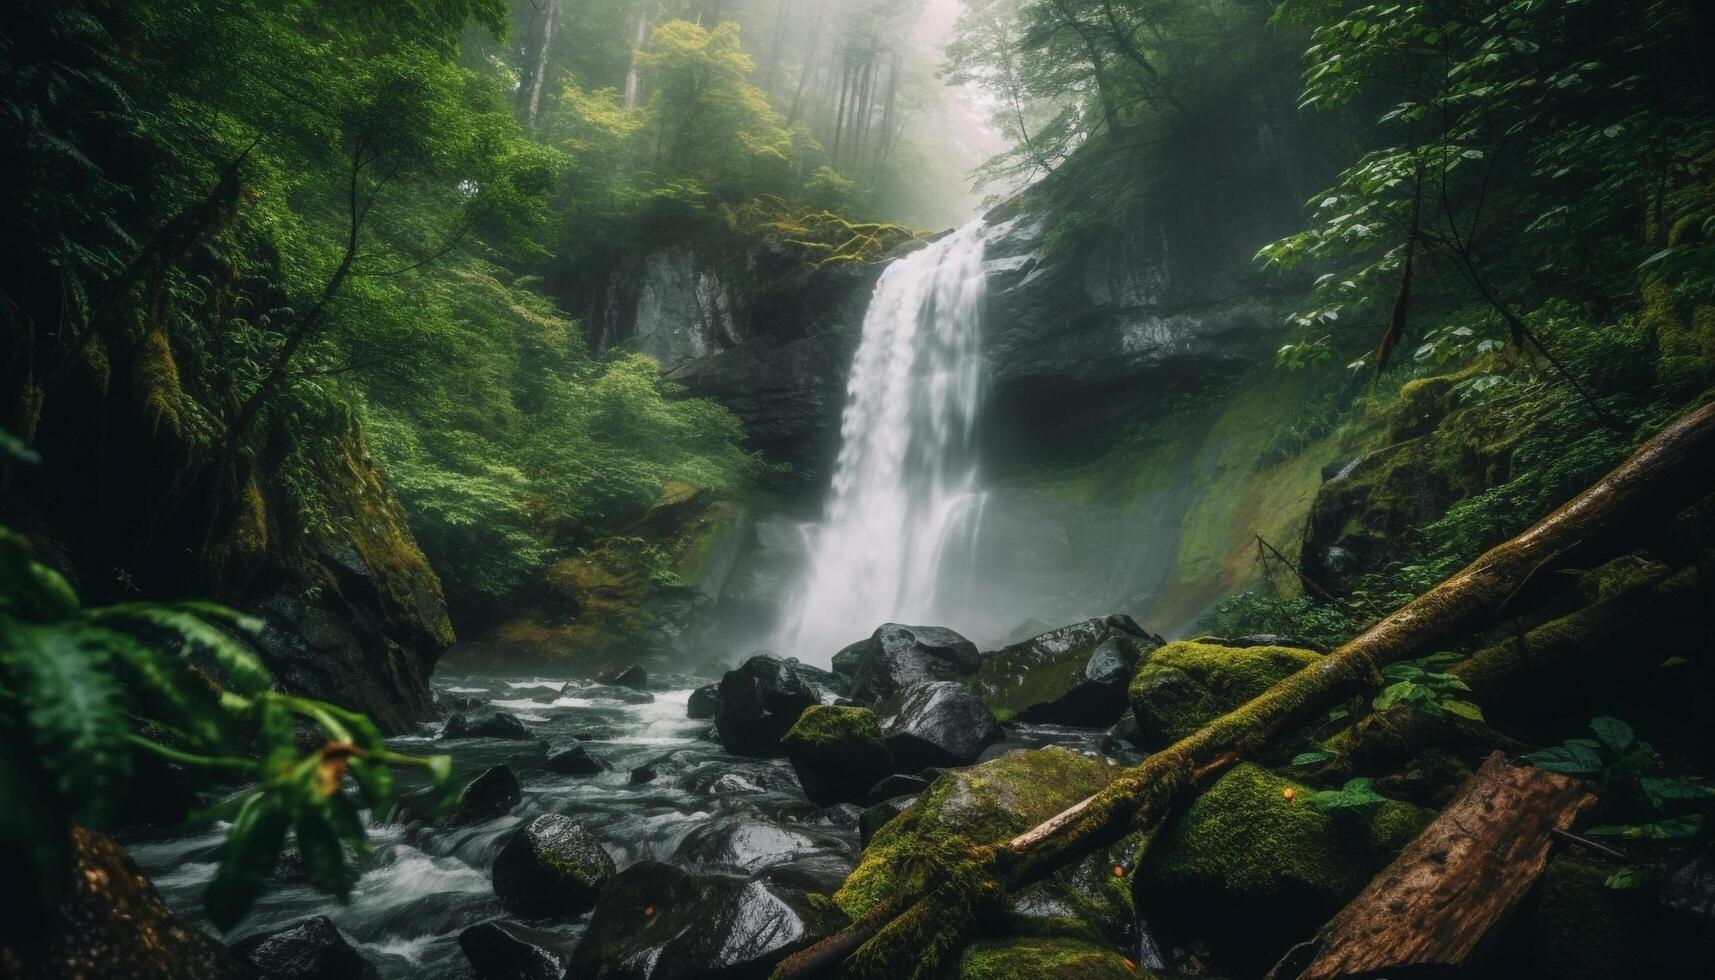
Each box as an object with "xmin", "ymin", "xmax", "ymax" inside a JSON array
[{"xmin": 775, "ymin": 221, "xmax": 990, "ymax": 663}]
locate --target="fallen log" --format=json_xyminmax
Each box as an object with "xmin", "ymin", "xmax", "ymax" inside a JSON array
[
  {"xmin": 773, "ymin": 401, "xmax": 1715, "ymax": 980},
  {"xmin": 1265, "ymin": 752, "xmax": 1596, "ymax": 979}
]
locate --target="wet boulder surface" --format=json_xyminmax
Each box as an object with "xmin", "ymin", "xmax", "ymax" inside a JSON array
[
  {"xmin": 844, "ymin": 623, "xmax": 983, "ymax": 703},
  {"xmin": 457, "ymin": 920, "xmax": 579, "ymax": 980},
  {"xmin": 968, "ymin": 614, "xmax": 1163, "ymax": 727},
  {"xmin": 779, "ymin": 705, "xmax": 895, "ymax": 806},
  {"xmin": 1127, "ymin": 639, "xmax": 1322, "ymax": 748},
  {"xmin": 568, "ymin": 861, "xmax": 844, "ymax": 979},
  {"xmin": 713, "ymin": 653, "xmax": 826, "ymax": 756},
  {"xmin": 233, "ymin": 916, "xmax": 379, "ymax": 980},
  {"xmin": 685, "ymin": 683, "xmax": 720, "ymax": 719},
  {"xmin": 492, "ymin": 815, "xmax": 616, "ymax": 918},
  {"xmin": 542, "ymin": 744, "xmax": 609, "ymax": 776},
  {"xmin": 875, "ymin": 680, "xmax": 1002, "ymax": 771},
  {"xmin": 449, "ymin": 765, "xmax": 523, "ymax": 825},
  {"xmin": 442, "ymin": 712, "xmax": 535, "ymax": 741}
]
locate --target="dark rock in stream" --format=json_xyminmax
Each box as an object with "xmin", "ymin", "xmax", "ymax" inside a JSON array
[
  {"xmin": 232, "ymin": 916, "xmax": 379, "ymax": 980},
  {"xmin": 458, "ymin": 920, "xmax": 579, "ymax": 980},
  {"xmin": 598, "ymin": 664, "xmax": 650, "ymax": 690},
  {"xmin": 876, "ymin": 681, "xmax": 1002, "ymax": 770},
  {"xmin": 543, "ymin": 744, "xmax": 609, "ymax": 776},
  {"xmin": 780, "ymin": 705, "xmax": 894, "ymax": 806},
  {"xmin": 671, "ymin": 814, "xmax": 850, "ymax": 876},
  {"xmin": 628, "ymin": 762, "xmax": 659, "ymax": 784},
  {"xmin": 450, "ymin": 765, "xmax": 523, "ymax": 825},
  {"xmin": 566, "ymin": 682, "xmax": 655, "ymax": 705},
  {"xmin": 569, "ymin": 861, "xmax": 844, "ymax": 979},
  {"xmin": 864, "ymin": 773, "xmax": 932, "ymax": 803},
  {"xmin": 966, "ymin": 615, "xmax": 1162, "ymax": 727},
  {"xmin": 492, "ymin": 815, "xmax": 616, "ymax": 918},
  {"xmin": 714, "ymin": 654, "xmax": 823, "ymax": 757},
  {"xmin": 686, "ymin": 683, "xmax": 720, "ymax": 720},
  {"xmin": 442, "ymin": 712, "xmax": 533, "ymax": 741},
  {"xmin": 1102, "ymin": 710, "xmax": 1149, "ymax": 757},
  {"xmin": 844, "ymin": 624, "xmax": 982, "ymax": 703}
]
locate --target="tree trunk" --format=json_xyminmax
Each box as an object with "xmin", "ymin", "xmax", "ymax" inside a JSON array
[
  {"xmin": 853, "ymin": 57, "xmax": 874, "ymax": 157},
  {"xmin": 830, "ymin": 55, "xmax": 854, "ymax": 165},
  {"xmin": 774, "ymin": 399, "xmax": 1715, "ymax": 979},
  {"xmin": 521, "ymin": 0, "xmax": 558, "ymax": 127},
  {"xmin": 1267, "ymin": 752, "xmax": 1596, "ymax": 979},
  {"xmin": 762, "ymin": 0, "xmax": 789, "ymax": 91},
  {"xmin": 785, "ymin": 1, "xmax": 824, "ymax": 125},
  {"xmin": 872, "ymin": 51, "xmax": 901, "ymax": 176}
]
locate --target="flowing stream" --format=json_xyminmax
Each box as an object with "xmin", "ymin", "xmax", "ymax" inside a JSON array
[
  {"xmin": 774, "ymin": 221, "xmax": 991, "ymax": 663},
  {"xmin": 126, "ymin": 674, "xmax": 1105, "ymax": 977}
]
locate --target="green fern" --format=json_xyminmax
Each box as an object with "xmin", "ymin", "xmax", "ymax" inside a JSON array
[{"xmin": 1, "ymin": 524, "xmax": 455, "ymax": 928}]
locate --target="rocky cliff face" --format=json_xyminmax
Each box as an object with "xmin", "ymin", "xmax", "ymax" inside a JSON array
[{"xmin": 6, "ymin": 329, "xmax": 452, "ymax": 734}]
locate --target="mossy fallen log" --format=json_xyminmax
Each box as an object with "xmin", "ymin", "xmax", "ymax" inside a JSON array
[
  {"xmin": 773, "ymin": 401, "xmax": 1715, "ymax": 980},
  {"xmin": 1264, "ymin": 752, "xmax": 1596, "ymax": 979}
]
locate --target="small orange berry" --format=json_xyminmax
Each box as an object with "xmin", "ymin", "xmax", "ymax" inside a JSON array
[
  {"xmin": 1123, "ymin": 958, "xmax": 1137, "ymax": 970},
  {"xmin": 1282, "ymin": 786, "xmax": 1295, "ymax": 801},
  {"xmin": 643, "ymin": 905, "xmax": 655, "ymax": 917},
  {"xmin": 1112, "ymin": 865, "xmax": 1125, "ymax": 878}
]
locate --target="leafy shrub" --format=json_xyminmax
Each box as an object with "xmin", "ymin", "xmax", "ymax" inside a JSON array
[{"xmin": 0, "ymin": 526, "xmax": 453, "ymax": 929}]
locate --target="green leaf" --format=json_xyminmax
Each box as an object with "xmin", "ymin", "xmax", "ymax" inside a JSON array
[
  {"xmin": 1604, "ymin": 866, "xmax": 1658, "ymax": 890},
  {"xmin": 205, "ymin": 791, "xmax": 290, "ymax": 931},
  {"xmin": 1292, "ymin": 750, "xmax": 1337, "ymax": 767},
  {"xmin": 1590, "ymin": 717, "xmax": 1633, "ymax": 753},
  {"xmin": 1586, "ymin": 816, "xmax": 1702, "ymax": 841},
  {"xmin": 1, "ymin": 618, "xmax": 131, "ymax": 826},
  {"xmin": 90, "ymin": 604, "xmax": 272, "ymax": 695},
  {"xmin": 0, "ymin": 426, "xmax": 41, "ymax": 466},
  {"xmin": 294, "ymin": 800, "xmax": 359, "ymax": 900},
  {"xmin": 1524, "ymin": 743, "xmax": 1603, "ymax": 775},
  {"xmin": 1444, "ymin": 700, "xmax": 1485, "ymax": 722}
]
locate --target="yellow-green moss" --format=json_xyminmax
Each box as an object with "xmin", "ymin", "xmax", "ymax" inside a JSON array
[
  {"xmin": 1512, "ymin": 856, "xmax": 1649, "ymax": 980},
  {"xmin": 836, "ymin": 748, "xmax": 1118, "ymax": 919},
  {"xmin": 1141, "ymin": 763, "xmax": 1428, "ymax": 898},
  {"xmin": 783, "ymin": 705, "xmax": 883, "ymax": 749},
  {"xmin": 1128, "ymin": 640, "xmax": 1321, "ymax": 746},
  {"xmin": 958, "ymin": 937, "xmax": 1148, "ymax": 980}
]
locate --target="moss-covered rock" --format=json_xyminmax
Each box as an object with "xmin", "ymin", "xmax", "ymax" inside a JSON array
[
  {"xmin": 957, "ymin": 937, "xmax": 1148, "ymax": 980},
  {"xmin": 1133, "ymin": 763, "xmax": 1431, "ymax": 972},
  {"xmin": 966, "ymin": 615, "xmax": 1162, "ymax": 726},
  {"xmin": 1127, "ymin": 640, "xmax": 1321, "ymax": 748},
  {"xmin": 492, "ymin": 815, "xmax": 615, "ymax": 918},
  {"xmin": 781, "ymin": 705, "xmax": 894, "ymax": 806},
  {"xmin": 837, "ymin": 748, "xmax": 1136, "ymax": 945}
]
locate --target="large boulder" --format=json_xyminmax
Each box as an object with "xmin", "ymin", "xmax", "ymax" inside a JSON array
[
  {"xmin": 779, "ymin": 706, "xmax": 895, "ymax": 806},
  {"xmin": 1128, "ymin": 639, "xmax": 1322, "ymax": 748},
  {"xmin": 492, "ymin": 815, "xmax": 616, "ymax": 918},
  {"xmin": 875, "ymin": 681, "xmax": 1001, "ymax": 771},
  {"xmin": 458, "ymin": 919, "xmax": 579, "ymax": 980},
  {"xmin": 0, "ymin": 829, "xmax": 254, "ymax": 979},
  {"xmin": 671, "ymin": 814, "xmax": 850, "ymax": 877},
  {"xmin": 837, "ymin": 747, "xmax": 1134, "ymax": 945},
  {"xmin": 232, "ymin": 917, "xmax": 378, "ymax": 980},
  {"xmin": 542, "ymin": 745, "xmax": 608, "ymax": 776},
  {"xmin": 1133, "ymin": 763, "xmax": 1430, "ymax": 972},
  {"xmin": 967, "ymin": 615, "xmax": 1163, "ymax": 726},
  {"xmin": 450, "ymin": 765, "xmax": 522, "ymax": 825},
  {"xmin": 845, "ymin": 624, "xmax": 982, "ymax": 703},
  {"xmin": 713, "ymin": 654, "xmax": 822, "ymax": 757},
  {"xmin": 598, "ymin": 664, "xmax": 649, "ymax": 690},
  {"xmin": 686, "ymin": 683, "xmax": 720, "ymax": 720},
  {"xmin": 442, "ymin": 712, "xmax": 534, "ymax": 741},
  {"xmin": 569, "ymin": 861, "xmax": 844, "ymax": 979}
]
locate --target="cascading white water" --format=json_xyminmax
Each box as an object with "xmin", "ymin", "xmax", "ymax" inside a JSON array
[{"xmin": 775, "ymin": 221, "xmax": 990, "ymax": 663}]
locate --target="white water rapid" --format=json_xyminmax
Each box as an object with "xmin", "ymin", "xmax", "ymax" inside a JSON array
[{"xmin": 775, "ymin": 221, "xmax": 991, "ymax": 663}]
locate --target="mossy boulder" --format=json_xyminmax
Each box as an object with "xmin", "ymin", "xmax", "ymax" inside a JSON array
[
  {"xmin": 967, "ymin": 615, "xmax": 1162, "ymax": 726},
  {"xmin": 713, "ymin": 654, "xmax": 824, "ymax": 757},
  {"xmin": 1490, "ymin": 854, "xmax": 1713, "ymax": 980},
  {"xmin": 780, "ymin": 706, "xmax": 894, "ymax": 806},
  {"xmin": 1133, "ymin": 763, "xmax": 1431, "ymax": 972},
  {"xmin": 957, "ymin": 937, "xmax": 1148, "ymax": 980},
  {"xmin": 449, "ymin": 765, "xmax": 522, "ymax": 825},
  {"xmin": 492, "ymin": 815, "xmax": 616, "ymax": 918},
  {"xmin": 836, "ymin": 748, "xmax": 1135, "ymax": 943},
  {"xmin": 1127, "ymin": 640, "xmax": 1321, "ymax": 748}
]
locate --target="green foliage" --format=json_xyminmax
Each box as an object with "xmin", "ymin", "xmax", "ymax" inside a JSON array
[
  {"xmin": 1303, "ymin": 777, "xmax": 1389, "ymax": 813},
  {"xmin": 1373, "ymin": 653, "xmax": 1484, "ymax": 722},
  {"xmin": 1198, "ymin": 591, "xmax": 1357, "ymax": 651},
  {"xmin": 0, "ymin": 526, "xmax": 454, "ymax": 927},
  {"xmin": 1526, "ymin": 716, "xmax": 1715, "ymax": 858}
]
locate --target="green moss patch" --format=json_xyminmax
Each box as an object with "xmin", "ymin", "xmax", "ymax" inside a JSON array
[
  {"xmin": 958, "ymin": 937, "xmax": 1148, "ymax": 980},
  {"xmin": 1128, "ymin": 640, "xmax": 1321, "ymax": 747}
]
